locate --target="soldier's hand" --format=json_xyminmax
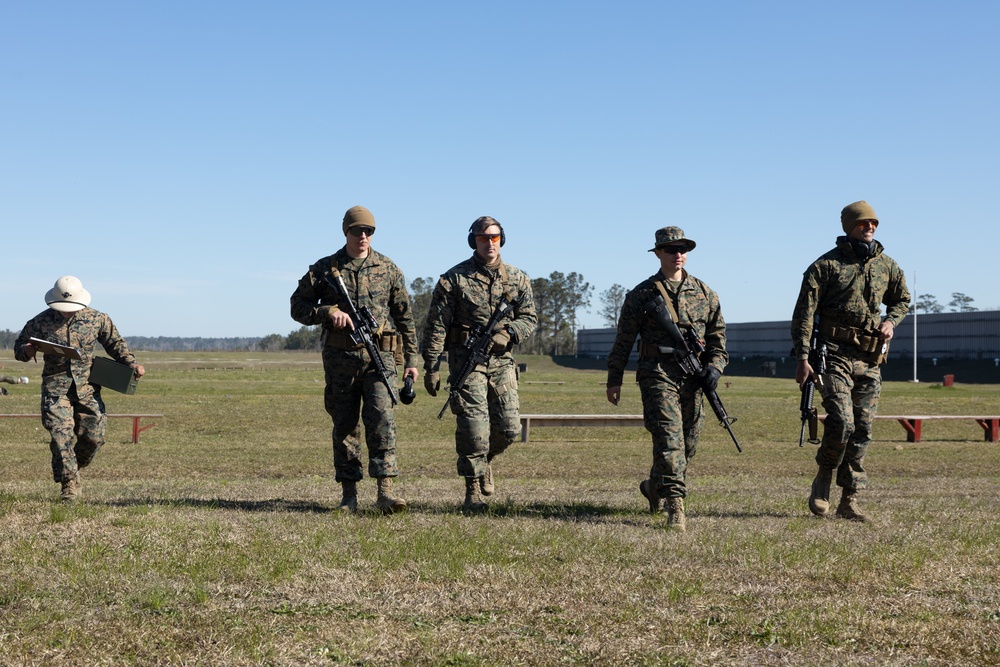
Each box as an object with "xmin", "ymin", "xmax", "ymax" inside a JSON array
[
  {"xmin": 424, "ymin": 371, "xmax": 440, "ymax": 397},
  {"xmin": 490, "ymin": 329, "xmax": 511, "ymax": 354},
  {"xmin": 700, "ymin": 366, "xmax": 721, "ymax": 391},
  {"xmin": 606, "ymin": 385, "xmax": 621, "ymax": 406},
  {"xmin": 795, "ymin": 359, "xmax": 814, "ymax": 387},
  {"xmin": 878, "ymin": 319, "xmax": 895, "ymax": 341},
  {"xmin": 330, "ymin": 310, "xmax": 354, "ymax": 331}
]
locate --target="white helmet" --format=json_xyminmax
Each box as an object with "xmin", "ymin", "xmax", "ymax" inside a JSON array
[{"xmin": 44, "ymin": 275, "xmax": 92, "ymax": 313}]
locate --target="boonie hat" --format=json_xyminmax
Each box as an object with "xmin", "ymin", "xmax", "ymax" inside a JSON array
[
  {"xmin": 45, "ymin": 276, "xmax": 92, "ymax": 313},
  {"xmin": 649, "ymin": 226, "xmax": 697, "ymax": 252},
  {"xmin": 342, "ymin": 205, "xmax": 376, "ymax": 235}
]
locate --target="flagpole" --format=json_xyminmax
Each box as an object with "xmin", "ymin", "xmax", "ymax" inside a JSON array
[{"xmin": 912, "ymin": 271, "xmax": 919, "ymax": 383}]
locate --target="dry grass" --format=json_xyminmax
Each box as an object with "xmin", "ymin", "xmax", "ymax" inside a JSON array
[{"xmin": 1, "ymin": 352, "xmax": 998, "ymax": 666}]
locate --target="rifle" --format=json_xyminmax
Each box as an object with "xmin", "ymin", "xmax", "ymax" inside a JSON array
[
  {"xmin": 643, "ymin": 295, "xmax": 742, "ymax": 453},
  {"xmin": 437, "ymin": 295, "xmax": 517, "ymax": 419},
  {"xmin": 798, "ymin": 328, "xmax": 827, "ymax": 447},
  {"xmin": 325, "ymin": 273, "xmax": 399, "ymax": 406}
]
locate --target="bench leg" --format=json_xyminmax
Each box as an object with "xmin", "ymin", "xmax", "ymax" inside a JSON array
[
  {"xmin": 521, "ymin": 420, "xmax": 530, "ymax": 443},
  {"xmin": 976, "ymin": 418, "xmax": 999, "ymax": 442},
  {"xmin": 898, "ymin": 418, "xmax": 922, "ymax": 443},
  {"xmin": 131, "ymin": 417, "xmax": 157, "ymax": 444}
]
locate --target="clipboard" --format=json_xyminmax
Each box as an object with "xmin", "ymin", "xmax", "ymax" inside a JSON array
[{"xmin": 29, "ymin": 337, "xmax": 82, "ymax": 360}]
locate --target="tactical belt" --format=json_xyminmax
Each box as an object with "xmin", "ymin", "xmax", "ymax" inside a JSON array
[
  {"xmin": 821, "ymin": 323, "xmax": 883, "ymax": 353},
  {"xmin": 639, "ymin": 342, "xmax": 677, "ymax": 359},
  {"xmin": 325, "ymin": 330, "xmax": 400, "ymax": 352}
]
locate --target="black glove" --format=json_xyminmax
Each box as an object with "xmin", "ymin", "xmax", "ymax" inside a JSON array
[{"xmin": 700, "ymin": 366, "xmax": 722, "ymax": 391}]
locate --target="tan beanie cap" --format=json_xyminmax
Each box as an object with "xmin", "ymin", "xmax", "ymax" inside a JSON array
[
  {"xmin": 342, "ymin": 205, "xmax": 376, "ymax": 235},
  {"xmin": 841, "ymin": 200, "xmax": 879, "ymax": 234}
]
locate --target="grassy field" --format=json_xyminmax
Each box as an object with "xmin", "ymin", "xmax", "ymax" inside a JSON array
[{"xmin": 1, "ymin": 351, "xmax": 998, "ymax": 666}]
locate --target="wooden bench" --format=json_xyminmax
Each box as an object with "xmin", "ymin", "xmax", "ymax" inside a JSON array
[
  {"xmin": 519, "ymin": 414, "xmax": 644, "ymax": 442},
  {"xmin": 0, "ymin": 414, "xmax": 162, "ymax": 444},
  {"xmin": 818, "ymin": 415, "xmax": 999, "ymax": 443}
]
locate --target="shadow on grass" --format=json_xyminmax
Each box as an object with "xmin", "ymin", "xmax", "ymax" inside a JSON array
[
  {"xmin": 104, "ymin": 496, "xmax": 656, "ymax": 524},
  {"xmin": 106, "ymin": 497, "xmax": 332, "ymax": 514},
  {"xmin": 102, "ymin": 496, "xmax": 798, "ymax": 523}
]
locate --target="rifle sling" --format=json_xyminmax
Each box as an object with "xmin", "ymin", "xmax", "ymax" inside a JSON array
[{"xmin": 652, "ymin": 280, "xmax": 683, "ymax": 326}]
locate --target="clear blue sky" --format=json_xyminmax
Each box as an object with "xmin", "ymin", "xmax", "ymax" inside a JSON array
[{"xmin": 3, "ymin": 2, "xmax": 998, "ymax": 338}]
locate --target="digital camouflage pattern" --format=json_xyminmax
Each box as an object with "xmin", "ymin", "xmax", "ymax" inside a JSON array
[
  {"xmin": 421, "ymin": 254, "xmax": 536, "ymax": 478},
  {"xmin": 607, "ymin": 270, "xmax": 727, "ymax": 499},
  {"xmin": 791, "ymin": 236, "xmax": 910, "ymax": 491},
  {"xmin": 791, "ymin": 238, "xmax": 910, "ymax": 360},
  {"xmin": 14, "ymin": 307, "xmax": 137, "ymax": 482},
  {"xmin": 290, "ymin": 247, "xmax": 417, "ymax": 481}
]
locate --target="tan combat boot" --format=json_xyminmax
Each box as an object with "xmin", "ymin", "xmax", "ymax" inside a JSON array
[
  {"xmin": 463, "ymin": 476, "xmax": 488, "ymax": 514},
  {"xmin": 337, "ymin": 480, "xmax": 358, "ymax": 514},
  {"xmin": 639, "ymin": 479, "xmax": 664, "ymax": 514},
  {"xmin": 666, "ymin": 497, "xmax": 686, "ymax": 532},
  {"xmin": 480, "ymin": 462, "xmax": 495, "ymax": 496},
  {"xmin": 60, "ymin": 475, "xmax": 81, "ymax": 503},
  {"xmin": 808, "ymin": 466, "xmax": 834, "ymax": 517},
  {"xmin": 375, "ymin": 477, "xmax": 407, "ymax": 514},
  {"xmin": 836, "ymin": 490, "xmax": 868, "ymax": 522}
]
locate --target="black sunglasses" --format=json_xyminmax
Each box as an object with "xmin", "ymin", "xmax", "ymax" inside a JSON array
[
  {"xmin": 348, "ymin": 226, "xmax": 375, "ymax": 237},
  {"xmin": 659, "ymin": 245, "xmax": 688, "ymax": 254}
]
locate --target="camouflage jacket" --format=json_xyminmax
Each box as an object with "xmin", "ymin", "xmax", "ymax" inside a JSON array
[
  {"xmin": 607, "ymin": 270, "xmax": 727, "ymax": 387},
  {"xmin": 421, "ymin": 255, "xmax": 536, "ymax": 370},
  {"xmin": 14, "ymin": 307, "xmax": 137, "ymax": 396},
  {"xmin": 791, "ymin": 237, "xmax": 910, "ymax": 359},
  {"xmin": 290, "ymin": 247, "xmax": 419, "ymax": 368}
]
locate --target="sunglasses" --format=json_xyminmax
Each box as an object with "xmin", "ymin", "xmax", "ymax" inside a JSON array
[
  {"xmin": 348, "ymin": 226, "xmax": 375, "ymax": 237},
  {"xmin": 476, "ymin": 234, "xmax": 501, "ymax": 244},
  {"xmin": 659, "ymin": 245, "xmax": 688, "ymax": 254}
]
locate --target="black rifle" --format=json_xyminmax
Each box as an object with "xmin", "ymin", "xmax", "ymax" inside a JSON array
[
  {"xmin": 798, "ymin": 328, "xmax": 827, "ymax": 447},
  {"xmin": 437, "ymin": 296, "xmax": 517, "ymax": 419},
  {"xmin": 643, "ymin": 295, "xmax": 742, "ymax": 453},
  {"xmin": 325, "ymin": 273, "xmax": 399, "ymax": 406}
]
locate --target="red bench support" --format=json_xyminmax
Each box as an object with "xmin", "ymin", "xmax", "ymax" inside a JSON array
[
  {"xmin": 0, "ymin": 413, "xmax": 162, "ymax": 444},
  {"xmin": 819, "ymin": 415, "xmax": 999, "ymax": 444}
]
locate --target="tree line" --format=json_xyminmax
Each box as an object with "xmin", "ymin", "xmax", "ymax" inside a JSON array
[{"xmin": 0, "ymin": 289, "xmax": 985, "ymax": 354}]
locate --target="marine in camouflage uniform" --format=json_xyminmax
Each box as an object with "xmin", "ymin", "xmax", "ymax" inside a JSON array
[
  {"xmin": 13, "ymin": 276, "xmax": 144, "ymax": 501},
  {"xmin": 606, "ymin": 227, "xmax": 727, "ymax": 532},
  {"xmin": 792, "ymin": 201, "xmax": 910, "ymax": 522},
  {"xmin": 0, "ymin": 375, "xmax": 29, "ymax": 395},
  {"xmin": 290, "ymin": 205, "xmax": 418, "ymax": 514},
  {"xmin": 421, "ymin": 216, "xmax": 536, "ymax": 513}
]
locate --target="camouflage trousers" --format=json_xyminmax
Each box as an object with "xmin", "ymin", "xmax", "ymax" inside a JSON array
[
  {"xmin": 323, "ymin": 347, "xmax": 399, "ymax": 482},
  {"xmin": 817, "ymin": 351, "xmax": 881, "ymax": 492},
  {"xmin": 638, "ymin": 367, "xmax": 704, "ymax": 499},
  {"xmin": 449, "ymin": 358, "xmax": 520, "ymax": 478},
  {"xmin": 41, "ymin": 383, "xmax": 107, "ymax": 482}
]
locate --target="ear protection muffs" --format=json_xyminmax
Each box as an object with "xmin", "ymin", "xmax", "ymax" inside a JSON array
[{"xmin": 467, "ymin": 217, "xmax": 506, "ymax": 249}]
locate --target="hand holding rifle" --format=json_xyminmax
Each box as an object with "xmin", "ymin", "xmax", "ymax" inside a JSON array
[
  {"xmin": 797, "ymin": 328, "xmax": 827, "ymax": 447},
  {"xmin": 325, "ymin": 273, "xmax": 399, "ymax": 406},
  {"xmin": 643, "ymin": 294, "xmax": 742, "ymax": 453},
  {"xmin": 437, "ymin": 296, "xmax": 517, "ymax": 419}
]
